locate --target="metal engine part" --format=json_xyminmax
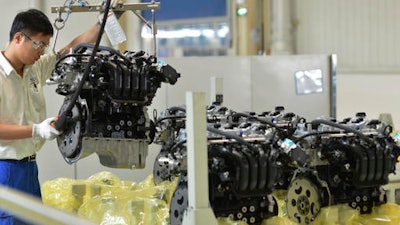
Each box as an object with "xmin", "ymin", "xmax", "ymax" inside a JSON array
[
  {"xmin": 153, "ymin": 105, "xmax": 400, "ymax": 225},
  {"xmin": 154, "ymin": 106, "xmax": 297, "ymax": 225},
  {"xmin": 169, "ymin": 180, "xmax": 189, "ymax": 225},
  {"xmin": 48, "ymin": 44, "xmax": 180, "ymax": 168},
  {"xmin": 285, "ymin": 112, "xmax": 400, "ymax": 224},
  {"xmin": 286, "ymin": 176, "xmax": 322, "ymax": 224},
  {"xmin": 153, "ymin": 106, "xmax": 187, "ymax": 184}
]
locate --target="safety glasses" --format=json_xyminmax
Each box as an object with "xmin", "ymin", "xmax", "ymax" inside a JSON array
[{"xmin": 21, "ymin": 31, "xmax": 48, "ymax": 51}]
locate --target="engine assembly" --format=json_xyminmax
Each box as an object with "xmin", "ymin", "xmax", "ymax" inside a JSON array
[
  {"xmin": 48, "ymin": 44, "xmax": 180, "ymax": 168},
  {"xmin": 286, "ymin": 112, "xmax": 400, "ymax": 224},
  {"xmin": 152, "ymin": 105, "xmax": 400, "ymax": 225},
  {"xmin": 153, "ymin": 106, "xmax": 299, "ymax": 224}
]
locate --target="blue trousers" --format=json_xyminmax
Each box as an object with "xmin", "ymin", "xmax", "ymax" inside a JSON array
[{"xmin": 0, "ymin": 160, "xmax": 41, "ymax": 225}]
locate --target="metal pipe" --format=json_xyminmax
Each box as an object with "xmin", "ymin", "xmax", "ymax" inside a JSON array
[{"xmin": 0, "ymin": 186, "xmax": 96, "ymax": 225}]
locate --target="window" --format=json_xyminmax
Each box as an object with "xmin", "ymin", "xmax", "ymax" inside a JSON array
[{"xmin": 141, "ymin": 0, "xmax": 230, "ymax": 57}]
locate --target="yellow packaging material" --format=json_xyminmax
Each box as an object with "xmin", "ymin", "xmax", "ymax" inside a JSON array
[
  {"xmin": 77, "ymin": 195, "xmax": 169, "ymax": 225},
  {"xmin": 260, "ymin": 190, "xmax": 400, "ymax": 225},
  {"xmin": 261, "ymin": 202, "xmax": 400, "ymax": 225},
  {"xmin": 41, "ymin": 177, "xmax": 86, "ymax": 213},
  {"xmin": 349, "ymin": 203, "xmax": 400, "ymax": 225},
  {"xmin": 261, "ymin": 216, "xmax": 299, "ymax": 225},
  {"xmin": 42, "ymin": 172, "xmax": 400, "ymax": 225},
  {"xmin": 42, "ymin": 171, "xmax": 177, "ymax": 225}
]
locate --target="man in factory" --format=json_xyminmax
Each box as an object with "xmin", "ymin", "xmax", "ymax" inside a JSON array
[{"xmin": 0, "ymin": 1, "xmax": 120, "ymax": 224}]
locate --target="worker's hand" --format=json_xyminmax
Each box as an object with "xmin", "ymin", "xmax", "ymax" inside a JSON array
[{"xmin": 32, "ymin": 117, "xmax": 62, "ymax": 140}]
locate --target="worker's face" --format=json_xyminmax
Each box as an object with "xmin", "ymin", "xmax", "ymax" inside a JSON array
[{"xmin": 19, "ymin": 32, "xmax": 51, "ymax": 64}]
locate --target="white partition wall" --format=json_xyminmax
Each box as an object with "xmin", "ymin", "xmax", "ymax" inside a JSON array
[
  {"xmin": 164, "ymin": 54, "xmax": 336, "ymax": 119},
  {"xmin": 163, "ymin": 56, "xmax": 253, "ymax": 110},
  {"xmin": 251, "ymin": 54, "xmax": 336, "ymax": 120}
]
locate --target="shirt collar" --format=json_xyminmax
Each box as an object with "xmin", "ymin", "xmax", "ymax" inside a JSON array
[{"xmin": 0, "ymin": 51, "xmax": 15, "ymax": 76}]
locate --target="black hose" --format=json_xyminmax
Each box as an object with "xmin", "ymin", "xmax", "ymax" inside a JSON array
[
  {"xmin": 311, "ymin": 119, "xmax": 372, "ymax": 144},
  {"xmin": 168, "ymin": 106, "xmax": 186, "ymax": 113},
  {"xmin": 167, "ymin": 126, "xmax": 258, "ymax": 154},
  {"xmin": 293, "ymin": 130, "xmax": 342, "ymax": 143},
  {"xmin": 73, "ymin": 43, "xmax": 132, "ymax": 64},
  {"xmin": 232, "ymin": 112, "xmax": 284, "ymax": 131},
  {"xmin": 54, "ymin": 53, "xmax": 91, "ymax": 68},
  {"xmin": 154, "ymin": 115, "xmax": 186, "ymax": 126},
  {"xmin": 207, "ymin": 126, "xmax": 256, "ymax": 152}
]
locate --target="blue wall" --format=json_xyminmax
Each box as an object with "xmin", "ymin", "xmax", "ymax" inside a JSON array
[{"xmin": 142, "ymin": 0, "xmax": 227, "ymax": 21}]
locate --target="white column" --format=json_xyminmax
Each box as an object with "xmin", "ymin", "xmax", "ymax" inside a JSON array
[
  {"xmin": 182, "ymin": 92, "xmax": 217, "ymax": 225},
  {"xmin": 270, "ymin": 0, "xmax": 294, "ymax": 54}
]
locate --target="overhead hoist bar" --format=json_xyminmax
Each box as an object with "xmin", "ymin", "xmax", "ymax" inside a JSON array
[
  {"xmin": 50, "ymin": 1, "xmax": 160, "ymax": 56},
  {"xmin": 50, "ymin": 2, "xmax": 160, "ymax": 13}
]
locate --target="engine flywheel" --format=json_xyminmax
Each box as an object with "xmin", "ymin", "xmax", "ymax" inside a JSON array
[
  {"xmin": 169, "ymin": 180, "xmax": 188, "ymax": 225},
  {"xmin": 56, "ymin": 97, "xmax": 85, "ymax": 163},
  {"xmin": 286, "ymin": 176, "xmax": 322, "ymax": 225}
]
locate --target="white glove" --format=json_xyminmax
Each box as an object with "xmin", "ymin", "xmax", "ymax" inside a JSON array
[{"xmin": 32, "ymin": 117, "xmax": 62, "ymax": 140}]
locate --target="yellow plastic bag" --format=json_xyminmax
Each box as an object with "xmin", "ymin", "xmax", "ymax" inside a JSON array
[
  {"xmin": 43, "ymin": 171, "xmax": 400, "ymax": 225},
  {"xmin": 42, "ymin": 172, "xmax": 176, "ymax": 225}
]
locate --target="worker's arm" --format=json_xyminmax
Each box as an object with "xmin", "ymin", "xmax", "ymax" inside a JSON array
[
  {"xmin": 57, "ymin": 23, "xmax": 100, "ymax": 57},
  {"xmin": 56, "ymin": 0, "xmax": 123, "ymax": 57},
  {"xmin": 0, "ymin": 124, "xmax": 32, "ymax": 140}
]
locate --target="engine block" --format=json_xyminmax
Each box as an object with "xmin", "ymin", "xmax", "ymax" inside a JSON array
[
  {"xmin": 286, "ymin": 112, "xmax": 400, "ymax": 224},
  {"xmin": 154, "ymin": 106, "xmax": 298, "ymax": 224},
  {"xmin": 153, "ymin": 105, "xmax": 400, "ymax": 225},
  {"xmin": 49, "ymin": 44, "xmax": 180, "ymax": 168}
]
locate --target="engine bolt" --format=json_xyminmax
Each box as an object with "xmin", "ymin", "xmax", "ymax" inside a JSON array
[
  {"xmin": 249, "ymin": 217, "xmax": 256, "ymax": 224},
  {"xmin": 113, "ymin": 102, "xmax": 121, "ymax": 108}
]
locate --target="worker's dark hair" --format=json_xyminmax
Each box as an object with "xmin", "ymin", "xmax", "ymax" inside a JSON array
[{"xmin": 9, "ymin": 8, "xmax": 54, "ymax": 42}]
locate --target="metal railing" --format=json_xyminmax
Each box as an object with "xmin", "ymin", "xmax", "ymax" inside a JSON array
[{"xmin": 0, "ymin": 185, "xmax": 96, "ymax": 225}]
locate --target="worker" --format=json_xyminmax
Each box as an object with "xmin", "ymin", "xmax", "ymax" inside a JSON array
[{"xmin": 0, "ymin": 1, "xmax": 120, "ymax": 224}]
